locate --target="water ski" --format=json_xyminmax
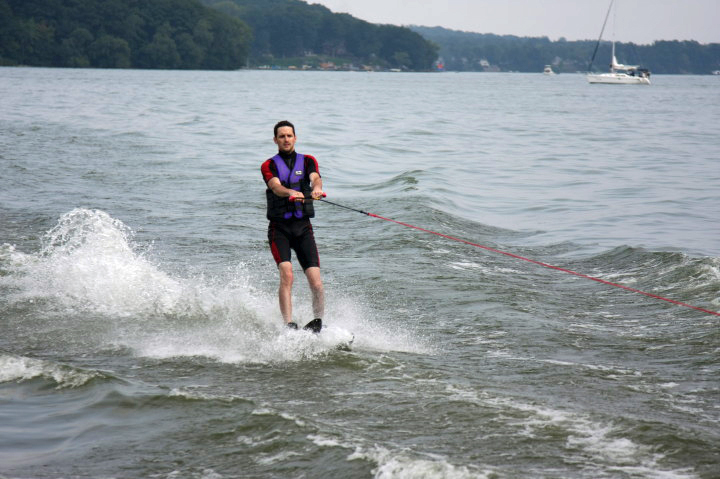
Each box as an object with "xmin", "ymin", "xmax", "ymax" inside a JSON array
[
  {"xmin": 303, "ymin": 318, "xmax": 322, "ymax": 333},
  {"xmin": 286, "ymin": 318, "xmax": 322, "ymax": 333},
  {"xmin": 286, "ymin": 319, "xmax": 354, "ymax": 351}
]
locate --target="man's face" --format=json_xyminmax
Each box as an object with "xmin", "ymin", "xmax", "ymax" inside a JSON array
[{"xmin": 274, "ymin": 126, "xmax": 296, "ymax": 153}]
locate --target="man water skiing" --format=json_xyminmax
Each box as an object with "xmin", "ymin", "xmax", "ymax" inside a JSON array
[{"xmin": 261, "ymin": 121, "xmax": 325, "ymax": 332}]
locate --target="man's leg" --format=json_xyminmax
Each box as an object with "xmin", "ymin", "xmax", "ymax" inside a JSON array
[
  {"xmin": 278, "ymin": 261, "xmax": 294, "ymax": 324},
  {"xmin": 304, "ymin": 266, "xmax": 324, "ymax": 319}
]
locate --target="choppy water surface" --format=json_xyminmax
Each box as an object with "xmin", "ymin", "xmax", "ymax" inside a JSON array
[{"xmin": 1, "ymin": 68, "xmax": 719, "ymax": 478}]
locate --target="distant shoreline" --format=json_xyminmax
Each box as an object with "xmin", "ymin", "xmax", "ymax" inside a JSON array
[{"xmin": 2, "ymin": 65, "xmax": 719, "ymax": 75}]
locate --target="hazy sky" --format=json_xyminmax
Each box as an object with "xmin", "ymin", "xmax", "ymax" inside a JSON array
[{"xmin": 309, "ymin": 0, "xmax": 719, "ymax": 45}]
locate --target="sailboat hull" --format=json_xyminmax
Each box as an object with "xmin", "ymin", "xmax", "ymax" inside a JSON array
[{"xmin": 587, "ymin": 73, "xmax": 651, "ymax": 85}]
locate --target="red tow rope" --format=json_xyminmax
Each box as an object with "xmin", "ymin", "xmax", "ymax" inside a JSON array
[
  {"xmin": 369, "ymin": 213, "xmax": 720, "ymax": 317},
  {"xmin": 292, "ymin": 195, "xmax": 720, "ymax": 317}
]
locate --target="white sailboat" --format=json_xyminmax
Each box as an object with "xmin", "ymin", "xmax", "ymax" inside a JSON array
[{"xmin": 586, "ymin": 0, "xmax": 650, "ymax": 85}]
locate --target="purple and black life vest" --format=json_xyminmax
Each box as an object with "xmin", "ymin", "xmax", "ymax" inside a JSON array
[{"xmin": 266, "ymin": 153, "xmax": 315, "ymax": 220}]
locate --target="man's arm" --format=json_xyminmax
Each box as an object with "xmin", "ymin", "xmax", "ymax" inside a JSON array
[
  {"xmin": 263, "ymin": 159, "xmax": 303, "ymax": 198},
  {"xmin": 267, "ymin": 177, "xmax": 302, "ymax": 199},
  {"xmin": 310, "ymin": 172, "xmax": 324, "ymax": 199}
]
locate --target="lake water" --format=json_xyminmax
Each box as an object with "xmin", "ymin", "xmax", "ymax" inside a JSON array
[{"xmin": 1, "ymin": 67, "xmax": 719, "ymax": 478}]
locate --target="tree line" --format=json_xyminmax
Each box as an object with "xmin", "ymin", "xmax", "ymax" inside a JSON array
[
  {"xmin": 0, "ymin": 0, "xmax": 252, "ymax": 69},
  {"xmin": 0, "ymin": 0, "xmax": 438, "ymax": 71},
  {"xmin": 412, "ymin": 26, "xmax": 720, "ymax": 75}
]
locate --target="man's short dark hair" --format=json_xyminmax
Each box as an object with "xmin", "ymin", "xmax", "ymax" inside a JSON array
[{"xmin": 274, "ymin": 120, "xmax": 295, "ymax": 138}]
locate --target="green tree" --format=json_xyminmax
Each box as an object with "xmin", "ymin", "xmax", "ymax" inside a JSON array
[
  {"xmin": 138, "ymin": 23, "xmax": 181, "ymax": 68},
  {"xmin": 59, "ymin": 27, "xmax": 93, "ymax": 67},
  {"xmin": 176, "ymin": 32, "xmax": 203, "ymax": 68},
  {"xmin": 201, "ymin": 13, "xmax": 250, "ymax": 69},
  {"xmin": 88, "ymin": 34, "xmax": 131, "ymax": 68}
]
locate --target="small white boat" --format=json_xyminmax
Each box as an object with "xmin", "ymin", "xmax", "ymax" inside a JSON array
[
  {"xmin": 586, "ymin": 0, "xmax": 650, "ymax": 85},
  {"xmin": 543, "ymin": 65, "xmax": 555, "ymax": 75}
]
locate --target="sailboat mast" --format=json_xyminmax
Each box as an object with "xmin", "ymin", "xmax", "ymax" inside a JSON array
[
  {"xmin": 610, "ymin": 0, "xmax": 617, "ymax": 72},
  {"xmin": 588, "ymin": 0, "xmax": 615, "ymax": 72}
]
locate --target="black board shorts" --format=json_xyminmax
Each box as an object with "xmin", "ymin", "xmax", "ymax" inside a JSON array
[{"xmin": 267, "ymin": 218, "xmax": 320, "ymax": 270}]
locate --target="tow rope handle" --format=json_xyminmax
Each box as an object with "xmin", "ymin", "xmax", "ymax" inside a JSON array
[{"xmin": 289, "ymin": 193, "xmax": 327, "ymax": 202}]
